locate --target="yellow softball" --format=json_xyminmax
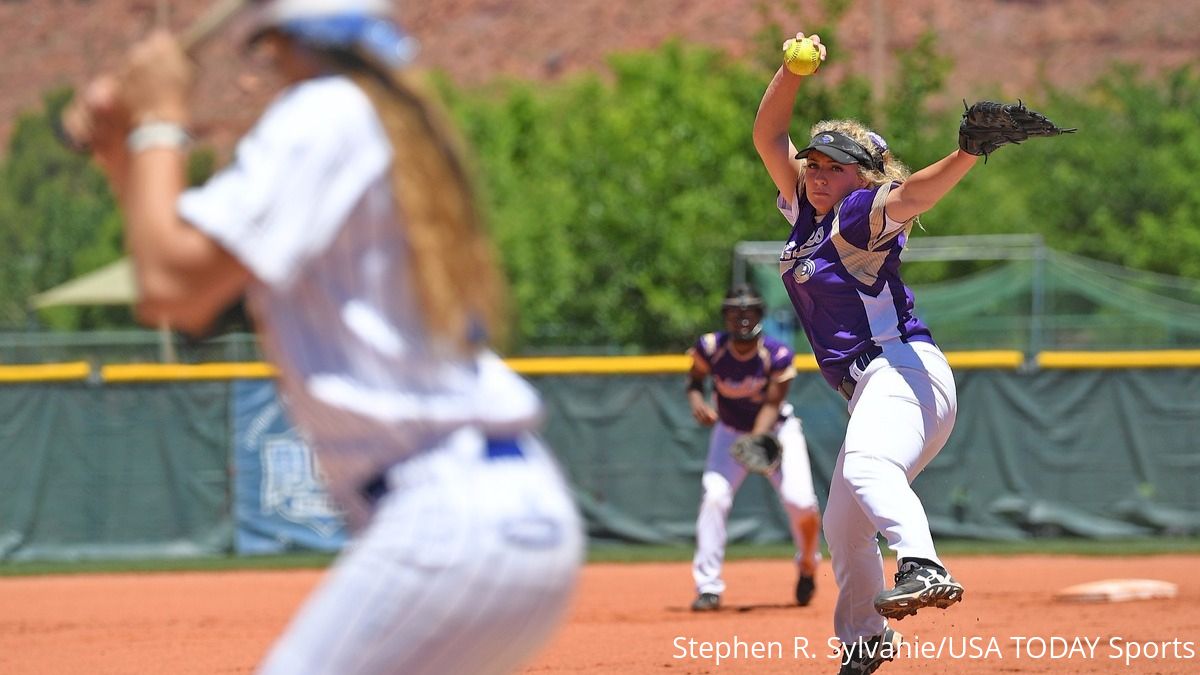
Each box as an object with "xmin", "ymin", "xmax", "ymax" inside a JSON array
[{"xmin": 783, "ymin": 37, "xmax": 821, "ymax": 76}]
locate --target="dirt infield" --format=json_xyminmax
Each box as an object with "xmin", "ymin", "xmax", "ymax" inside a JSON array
[{"xmin": 1, "ymin": 554, "xmax": 1197, "ymax": 674}]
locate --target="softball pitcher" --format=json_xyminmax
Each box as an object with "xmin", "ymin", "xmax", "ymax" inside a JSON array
[
  {"xmin": 687, "ymin": 284, "xmax": 821, "ymax": 612},
  {"xmin": 752, "ymin": 31, "xmax": 970, "ymax": 675},
  {"xmin": 71, "ymin": 2, "xmax": 582, "ymax": 673}
]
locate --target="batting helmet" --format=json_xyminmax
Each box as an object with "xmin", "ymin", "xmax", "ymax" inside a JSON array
[
  {"xmin": 721, "ymin": 283, "xmax": 765, "ymax": 341},
  {"xmin": 248, "ymin": 0, "xmax": 416, "ymax": 68}
]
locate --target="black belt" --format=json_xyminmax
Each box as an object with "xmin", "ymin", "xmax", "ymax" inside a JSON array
[
  {"xmin": 837, "ymin": 351, "xmax": 878, "ymax": 402},
  {"xmin": 360, "ymin": 472, "xmax": 390, "ymax": 505},
  {"xmin": 360, "ymin": 437, "xmax": 524, "ymax": 506}
]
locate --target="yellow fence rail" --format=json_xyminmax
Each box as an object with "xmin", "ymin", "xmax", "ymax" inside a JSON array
[
  {"xmin": 100, "ymin": 363, "xmax": 278, "ymax": 382},
  {"xmin": 1036, "ymin": 350, "xmax": 1200, "ymax": 369},
  {"xmin": 0, "ymin": 350, "xmax": 1197, "ymax": 383},
  {"xmin": 0, "ymin": 361, "xmax": 92, "ymax": 382}
]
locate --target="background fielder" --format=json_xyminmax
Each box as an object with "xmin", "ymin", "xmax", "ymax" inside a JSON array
[{"xmin": 687, "ymin": 283, "xmax": 821, "ymax": 612}]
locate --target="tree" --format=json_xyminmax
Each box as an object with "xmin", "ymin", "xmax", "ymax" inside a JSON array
[
  {"xmin": 6, "ymin": 30, "xmax": 1199, "ymax": 354},
  {"xmin": 444, "ymin": 20, "xmax": 951, "ymax": 352},
  {"xmin": 0, "ymin": 88, "xmax": 125, "ymax": 330}
]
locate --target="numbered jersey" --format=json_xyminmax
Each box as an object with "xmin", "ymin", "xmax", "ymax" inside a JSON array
[{"xmin": 690, "ymin": 332, "xmax": 796, "ymax": 432}]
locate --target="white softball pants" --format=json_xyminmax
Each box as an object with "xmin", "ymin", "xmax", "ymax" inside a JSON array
[
  {"xmin": 258, "ymin": 428, "xmax": 583, "ymax": 675},
  {"xmin": 824, "ymin": 340, "xmax": 957, "ymax": 643},
  {"xmin": 693, "ymin": 416, "xmax": 819, "ymax": 595}
]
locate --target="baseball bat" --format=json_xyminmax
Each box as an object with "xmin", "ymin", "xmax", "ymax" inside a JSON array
[
  {"xmin": 57, "ymin": 0, "xmax": 251, "ymax": 152},
  {"xmin": 177, "ymin": 0, "xmax": 250, "ymax": 54}
]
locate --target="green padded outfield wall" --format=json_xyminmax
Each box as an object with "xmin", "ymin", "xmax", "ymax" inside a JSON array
[
  {"xmin": 534, "ymin": 368, "xmax": 1200, "ymax": 545},
  {"xmin": 532, "ymin": 372, "xmax": 847, "ymax": 545},
  {"xmin": 0, "ymin": 383, "xmax": 231, "ymax": 561},
  {"xmin": 1, "ymin": 366, "xmax": 1198, "ymax": 560}
]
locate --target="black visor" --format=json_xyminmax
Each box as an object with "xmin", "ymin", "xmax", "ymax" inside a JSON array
[{"xmin": 796, "ymin": 131, "xmax": 883, "ymax": 171}]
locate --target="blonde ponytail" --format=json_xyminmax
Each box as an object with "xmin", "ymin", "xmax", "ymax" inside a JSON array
[{"xmin": 351, "ymin": 69, "xmax": 509, "ymax": 354}]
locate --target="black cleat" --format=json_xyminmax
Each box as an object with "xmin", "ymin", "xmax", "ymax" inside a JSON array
[
  {"xmin": 795, "ymin": 574, "xmax": 816, "ymax": 606},
  {"xmin": 837, "ymin": 627, "xmax": 902, "ymax": 674},
  {"xmin": 691, "ymin": 592, "xmax": 721, "ymax": 611},
  {"xmin": 873, "ymin": 560, "xmax": 964, "ymax": 620}
]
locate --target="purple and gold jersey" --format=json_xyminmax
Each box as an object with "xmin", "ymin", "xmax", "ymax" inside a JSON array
[
  {"xmin": 690, "ymin": 332, "xmax": 797, "ymax": 432},
  {"xmin": 776, "ymin": 181, "xmax": 935, "ymax": 390}
]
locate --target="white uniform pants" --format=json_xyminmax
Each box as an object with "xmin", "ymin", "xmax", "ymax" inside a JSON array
[
  {"xmin": 823, "ymin": 341, "xmax": 957, "ymax": 643},
  {"xmin": 693, "ymin": 416, "xmax": 818, "ymax": 595},
  {"xmin": 259, "ymin": 428, "xmax": 583, "ymax": 675}
]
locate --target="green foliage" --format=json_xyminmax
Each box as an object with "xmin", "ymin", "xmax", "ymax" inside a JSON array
[
  {"xmin": 0, "ymin": 89, "xmax": 222, "ymax": 332},
  {"xmin": 440, "ymin": 38, "xmax": 1200, "ymax": 352},
  {"xmin": 449, "ymin": 44, "xmax": 782, "ymax": 351},
  {"xmin": 880, "ymin": 30, "xmax": 955, "ymax": 170},
  {"xmin": 919, "ymin": 63, "xmax": 1200, "ymax": 286},
  {"xmin": 0, "ymin": 88, "xmax": 123, "ymax": 330},
  {"xmin": 1040, "ymin": 66, "xmax": 1200, "ymax": 279},
  {"xmin": 3, "ymin": 27, "xmax": 1200, "ymax": 353},
  {"xmin": 445, "ymin": 31, "xmax": 948, "ymax": 351},
  {"xmin": 186, "ymin": 146, "xmax": 217, "ymax": 187}
]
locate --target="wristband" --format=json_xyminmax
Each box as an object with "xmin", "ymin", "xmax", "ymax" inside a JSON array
[{"xmin": 127, "ymin": 122, "xmax": 191, "ymax": 153}]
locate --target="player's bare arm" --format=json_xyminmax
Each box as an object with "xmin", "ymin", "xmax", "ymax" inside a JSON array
[
  {"xmin": 884, "ymin": 149, "xmax": 978, "ymax": 223},
  {"xmin": 749, "ymin": 377, "xmax": 789, "ymax": 436},
  {"xmin": 125, "ymin": 146, "xmax": 249, "ymax": 335},
  {"xmin": 752, "ymin": 33, "xmax": 826, "ymax": 197},
  {"xmin": 687, "ymin": 362, "xmax": 719, "ymax": 426},
  {"xmin": 88, "ymin": 32, "xmax": 251, "ymax": 335},
  {"xmin": 887, "ymin": 100, "xmax": 1073, "ymax": 223}
]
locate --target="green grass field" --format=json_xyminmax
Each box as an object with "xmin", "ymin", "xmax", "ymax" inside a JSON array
[
  {"xmin": 587, "ymin": 536, "xmax": 1200, "ymax": 563},
  {"xmin": 3, "ymin": 537, "xmax": 1200, "ymax": 576}
]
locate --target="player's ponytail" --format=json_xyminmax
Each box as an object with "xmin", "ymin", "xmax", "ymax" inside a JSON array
[
  {"xmin": 337, "ymin": 61, "xmax": 509, "ymax": 355},
  {"xmin": 255, "ymin": 11, "xmax": 508, "ymax": 354}
]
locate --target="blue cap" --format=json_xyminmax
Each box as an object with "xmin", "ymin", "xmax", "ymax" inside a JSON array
[{"xmin": 277, "ymin": 14, "xmax": 418, "ymax": 68}]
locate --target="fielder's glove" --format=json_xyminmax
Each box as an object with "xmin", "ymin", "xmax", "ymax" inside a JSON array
[
  {"xmin": 958, "ymin": 99, "xmax": 1076, "ymax": 160},
  {"xmin": 729, "ymin": 433, "xmax": 783, "ymax": 475}
]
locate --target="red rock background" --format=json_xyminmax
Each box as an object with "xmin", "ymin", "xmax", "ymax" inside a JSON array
[{"xmin": 1, "ymin": 0, "xmax": 1198, "ymax": 156}]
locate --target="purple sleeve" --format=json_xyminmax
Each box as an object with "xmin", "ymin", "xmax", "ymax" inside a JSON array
[
  {"xmin": 769, "ymin": 342, "xmax": 795, "ymax": 373},
  {"xmin": 691, "ymin": 333, "xmax": 718, "ymax": 369}
]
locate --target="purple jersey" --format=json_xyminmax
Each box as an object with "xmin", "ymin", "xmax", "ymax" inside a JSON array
[
  {"xmin": 776, "ymin": 181, "xmax": 935, "ymax": 390},
  {"xmin": 690, "ymin": 332, "xmax": 797, "ymax": 432}
]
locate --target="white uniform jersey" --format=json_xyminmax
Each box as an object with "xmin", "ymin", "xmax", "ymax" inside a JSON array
[{"xmin": 179, "ymin": 75, "xmax": 543, "ymax": 508}]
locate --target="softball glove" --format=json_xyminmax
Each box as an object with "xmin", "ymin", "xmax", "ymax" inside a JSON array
[
  {"xmin": 730, "ymin": 433, "xmax": 783, "ymax": 475},
  {"xmin": 958, "ymin": 99, "xmax": 1076, "ymax": 160}
]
